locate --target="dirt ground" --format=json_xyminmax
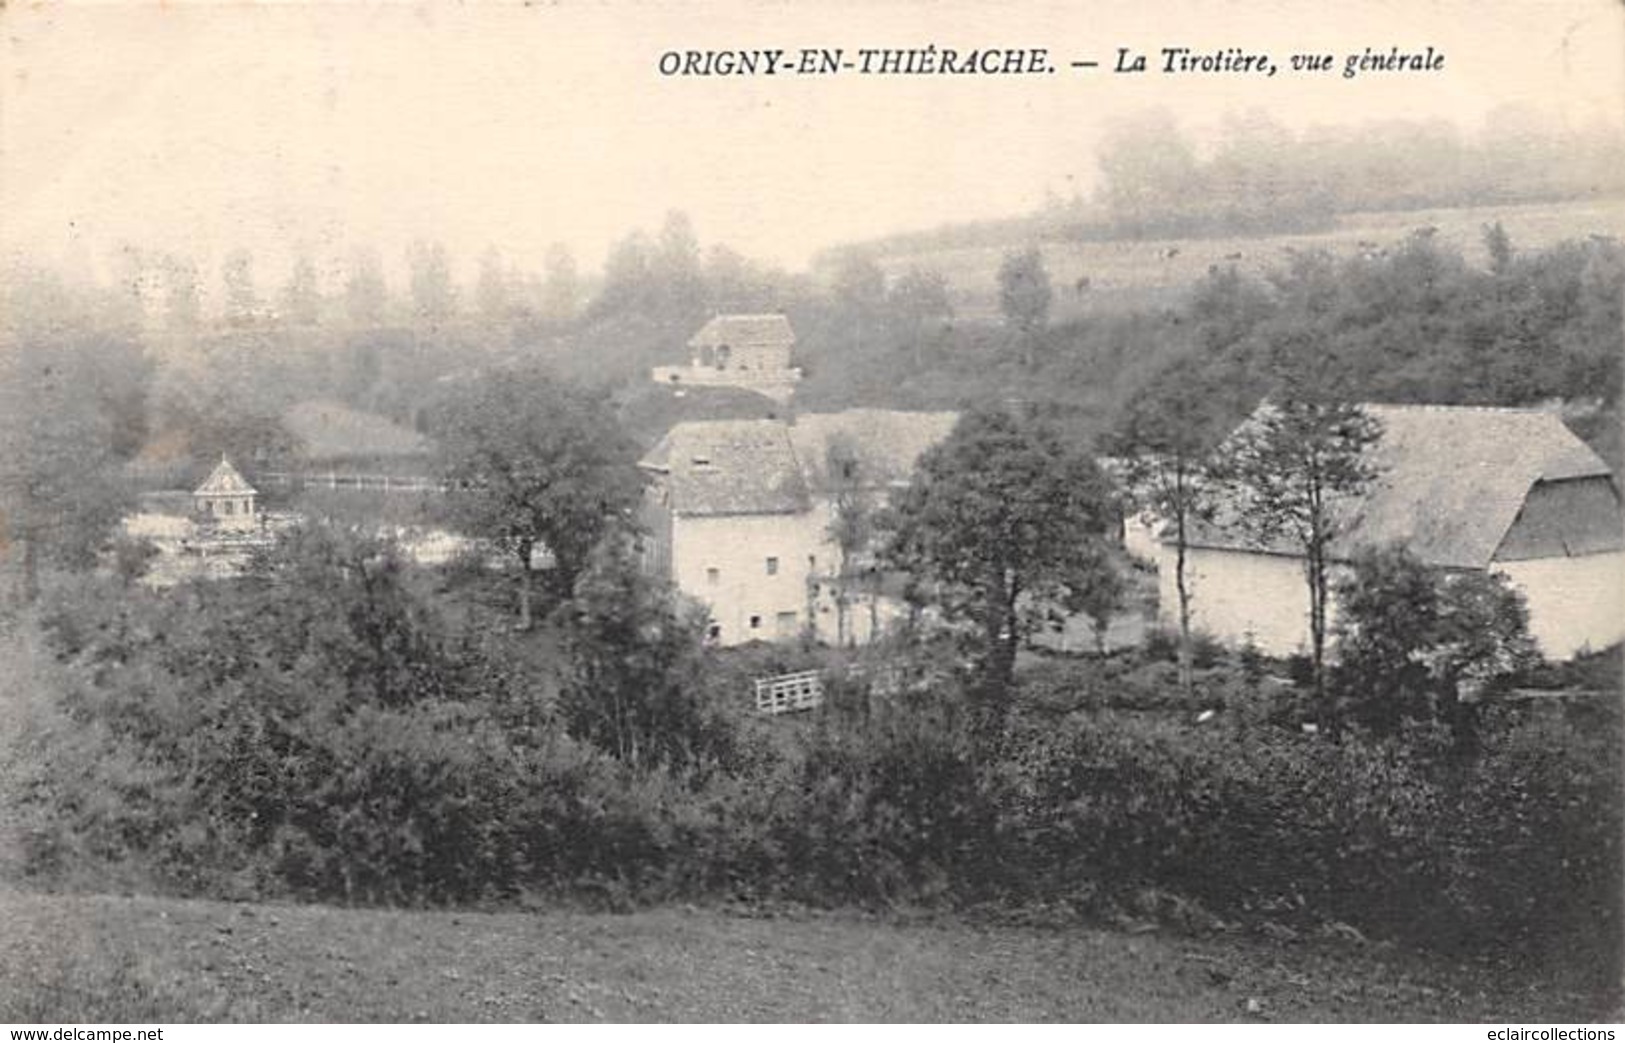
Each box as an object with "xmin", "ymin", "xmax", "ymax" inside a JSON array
[{"xmin": 0, "ymin": 887, "xmax": 1613, "ymax": 1023}]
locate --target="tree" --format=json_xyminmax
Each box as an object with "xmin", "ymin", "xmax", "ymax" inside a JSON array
[
  {"xmin": 159, "ymin": 253, "xmax": 201, "ymax": 334},
  {"xmin": 345, "ymin": 247, "xmax": 388, "ymax": 327},
  {"xmin": 281, "ymin": 253, "xmax": 322, "ymax": 326},
  {"xmin": 540, "ymin": 243, "xmax": 579, "ymax": 322},
  {"xmin": 221, "ymin": 249, "xmax": 259, "ymax": 327},
  {"xmin": 997, "ymin": 248, "xmax": 1052, "ymax": 366},
  {"xmin": 432, "ymin": 369, "xmax": 643, "ymax": 629},
  {"xmin": 825, "ymin": 434, "xmax": 875, "ymax": 646},
  {"xmin": 596, "ymin": 231, "xmax": 655, "ymax": 314},
  {"xmin": 1219, "ymin": 399, "xmax": 1383, "ymax": 720},
  {"xmin": 407, "ymin": 240, "xmax": 457, "ymax": 327},
  {"xmin": 475, "ymin": 246, "xmax": 513, "ymax": 326},
  {"xmin": 884, "ymin": 406, "xmax": 1117, "ymax": 736},
  {"xmin": 653, "ymin": 210, "xmax": 705, "ymax": 318},
  {"xmin": 1112, "ymin": 354, "xmax": 1230, "ymax": 695},
  {"xmin": 0, "ymin": 331, "xmax": 140, "ymax": 599},
  {"xmin": 1332, "ymin": 545, "xmax": 1538, "ymax": 744},
  {"xmin": 832, "ymin": 253, "xmax": 887, "ymax": 355},
  {"xmin": 888, "ymin": 266, "xmax": 953, "ymax": 368},
  {"xmin": 1483, "ymin": 221, "xmax": 1514, "ymax": 276},
  {"xmin": 1095, "ymin": 110, "xmax": 1204, "ymax": 236},
  {"xmin": 559, "ymin": 540, "xmax": 732, "ymax": 772}
]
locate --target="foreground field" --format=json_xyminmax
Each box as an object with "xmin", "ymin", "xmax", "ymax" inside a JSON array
[{"xmin": 0, "ymin": 888, "xmax": 1613, "ymax": 1023}]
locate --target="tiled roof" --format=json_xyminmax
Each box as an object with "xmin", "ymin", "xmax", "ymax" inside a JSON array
[
  {"xmin": 194, "ymin": 456, "xmax": 256, "ymax": 497},
  {"xmin": 1189, "ymin": 404, "xmax": 1617, "ymax": 568},
  {"xmin": 789, "ymin": 409, "xmax": 961, "ymax": 491},
  {"xmin": 640, "ymin": 409, "xmax": 960, "ymax": 517},
  {"xmin": 687, "ymin": 314, "xmax": 795, "ymax": 350},
  {"xmin": 640, "ymin": 419, "xmax": 810, "ymax": 516}
]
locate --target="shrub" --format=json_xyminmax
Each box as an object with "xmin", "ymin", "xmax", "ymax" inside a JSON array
[{"xmin": 7, "ymin": 540, "xmax": 1617, "ymax": 980}]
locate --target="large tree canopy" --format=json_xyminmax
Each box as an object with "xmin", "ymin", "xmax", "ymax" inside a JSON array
[
  {"xmin": 885, "ymin": 406, "xmax": 1116, "ymax": 730},
  {"xmin": 432, "ymin": 368, "xmax": 643, "ymax": 627}
]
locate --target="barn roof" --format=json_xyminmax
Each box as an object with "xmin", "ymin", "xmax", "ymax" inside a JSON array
[
  {"xmin": 194, "ymin": 456, "xmax": 256, "ymax": 497},
  {"xmin": 789, "ymin": 409, "xmax": 961, "ymax": 491},
  {"xmin": 687, "ymin": 314, "xmax": 795, "ymax": 350},
  {"xmin": 1188, "ymin": 403, "xmax": 1618, "ymax": 569},
  {"xmin": 640, "ymin": 409, "xmax": 959, "ymax": 517}
]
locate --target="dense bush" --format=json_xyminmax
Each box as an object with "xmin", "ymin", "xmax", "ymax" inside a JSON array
[{"xmin": 4, "ymin": 542, "xmax": 1617, "ymax": 978}]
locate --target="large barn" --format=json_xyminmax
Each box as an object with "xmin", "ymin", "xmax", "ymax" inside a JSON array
[
  {"xmin": 1165, "ymin": 404, "xmax": 1623, "ymax": 660},
  {"xmin": 638, "ymin": 408, "xmax": 958, "ymax": 645}
]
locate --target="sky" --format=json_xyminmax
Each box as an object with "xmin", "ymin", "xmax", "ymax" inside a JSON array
[{"xmin": 2, "ymin": 0, "xmax": 1621, "ymax": 300}]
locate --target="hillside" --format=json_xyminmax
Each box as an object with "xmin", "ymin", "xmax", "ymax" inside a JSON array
[
  {"xmin": 0, "ymin": 888, "xmax": 1611, "ymax": 1023},
  {"xmin": 862, "ymin": 198, "xmax": 1625, "ymax": 323}
]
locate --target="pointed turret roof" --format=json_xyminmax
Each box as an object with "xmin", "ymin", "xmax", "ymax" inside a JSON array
[{"xmin": 194, "ymin": 455, "xmax": 257, "ymax": 497}]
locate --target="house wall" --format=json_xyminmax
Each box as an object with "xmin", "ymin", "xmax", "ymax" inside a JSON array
[
  {"xmin": 1495, "ymin": 551, "xmax": 1625, "ymax": 659},
  {"xmin": 672, "ymin": 506, "xmax": 836, "ymax": 645},
  {"xmin": 1164, "ymin": 546, "xmax": 1318, "ymax": 657},
  {"xmin": 1169, "ymin": 544, "xmax": 1622, "ymax": 663}
]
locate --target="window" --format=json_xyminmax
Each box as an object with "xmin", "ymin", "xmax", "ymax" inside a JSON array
[
  {"xmin": 223, "ymin": 500, "xmax": 234, "ymax": 516},
  {"xmin": 765, "ymin": 556, "xmax": 779, "ymax": 576},
  {"xmin": 749, "ymin": 615, "xmax": 761, "ymax": 630},
  {"xmin": 706, "ymin": 567, "xmax": 720, "ymax": 585},
  {"xmin": 716, "ymin": 345, "xmax": 731, "ymax": 370},
  {"xmin": 707, "ymin": 623, "xmax": 721, "ymax": 641}
]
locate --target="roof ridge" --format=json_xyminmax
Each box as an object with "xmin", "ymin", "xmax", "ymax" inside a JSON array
[{"xmin": 1360, "ymin": 401, "xmax": 1554, "ymax": 415}]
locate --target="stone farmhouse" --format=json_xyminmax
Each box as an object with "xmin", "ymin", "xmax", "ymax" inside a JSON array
[
  {"xmin": 1167, "ymin": 403, "xmax": 1623, "ymax": 660},
  {"xmin": 650, "ymin": 314, "xmax": 803, "ymax": 404},
  {"xmin": 638, "ymin": 408, "xmax": 959, "ymax": 645}
]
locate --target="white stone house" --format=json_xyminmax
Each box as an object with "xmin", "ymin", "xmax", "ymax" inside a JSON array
[
  {"xmin": 1163, "ymin": 404, "xmax": 1623, "ymax": 660},
  {"xmin": 638, "ymin": 409, "xmax": 958, "ymax": 646},
  {"xmin": 193, "ymin": 456, "xmax": 259, "ymax": 532},
  {"xmin": 650, "ymin": 314, "xmax": 803, "ymax": 404}
]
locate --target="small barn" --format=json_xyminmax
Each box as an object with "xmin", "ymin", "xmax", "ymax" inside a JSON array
[
  {"xmin": 650, "ymin": 314, "xmax": 803, "ymax": 403},
  {"xmin": 1167, "ymin": 404, "xmax": 1623, "ymax": 660}
]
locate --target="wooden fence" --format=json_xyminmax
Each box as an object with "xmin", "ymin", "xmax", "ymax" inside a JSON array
[
  {"xmin": 753, "ymin": 669, "xmax": 825, "ymax": 715},
  {"xmin": 257, "ymin": 471, "xmax": 445, "ymax": 494}
]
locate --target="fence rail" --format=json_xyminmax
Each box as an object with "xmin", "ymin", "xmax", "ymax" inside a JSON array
[
  {"xmin": 257, "ymin": 471, "xmax": 445, "ymax": 494},
  {"xmin": 753, "ymin": 669, "xmax": 825, "ymax": 715}
]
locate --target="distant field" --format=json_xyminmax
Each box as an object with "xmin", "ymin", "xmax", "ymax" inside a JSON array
[
  {"xmin": 874, "ymin": 198, "xmax": 1625, "ymax": 323},
  {"xmin": 0, "ymin": 888, "xmax": 1612, "ymax": 1023}
]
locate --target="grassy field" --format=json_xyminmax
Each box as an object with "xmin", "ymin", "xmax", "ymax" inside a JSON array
[
  {"xmin": 876, "ymin": 198, "xmax": 1625, "ymax": 323},
  {"xmin": 0, "ymin": 887, "xmax": 1614, "ymax": 1023}
]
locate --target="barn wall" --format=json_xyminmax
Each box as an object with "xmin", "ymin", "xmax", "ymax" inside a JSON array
[
  {"xmin": 1164, "ymin": 546, "xmax": 1316, "ymax": 656},
  {"xmin": 672, "ymin": 506, "xmax": 836, "ymax": 645},
  {"xmin": 1496, "ymin": 551, "xmax": 1625, "ymax": 659}
]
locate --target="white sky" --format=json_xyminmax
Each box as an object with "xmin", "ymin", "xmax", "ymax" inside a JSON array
[{"xmin": 2, "ymin": 0, "xmax": 1621, "ymax": 295}]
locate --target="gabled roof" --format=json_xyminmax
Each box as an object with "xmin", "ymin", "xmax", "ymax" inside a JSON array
[
  {"xmin": 1189, "ymin": 403, "xmax": 1617, "ymax": 569},
  {"xmin": 789, "ymin": 409, "xmax": 961, "ymax": 492},
  {"xmin": 194, "ymin": 456, "xmax": 256, "ymax": 497},
  {"xmin": 639, "ymin": 409, "xmax": 961, "ymax": 517},
  {"xmin": 639, "ymin": 419, "xmax": 810, "ymax": 517},
  {"xmin": 688, "ymin": 314, "xmax": 795, "ymax": 350}
]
